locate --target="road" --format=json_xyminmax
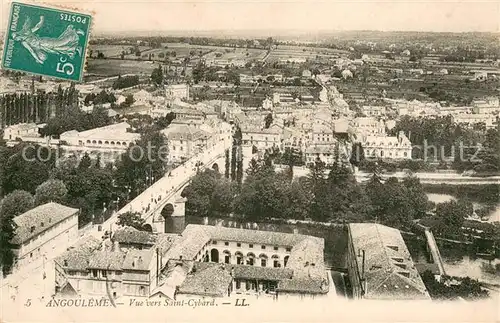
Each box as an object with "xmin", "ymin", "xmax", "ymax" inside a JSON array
[{"xmin": 90, "ymin": 140, "xmax": 229, "ymax": 237}]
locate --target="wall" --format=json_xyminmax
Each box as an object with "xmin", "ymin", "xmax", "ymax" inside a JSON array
[{"xmin": 16, "ymin": 213, "xmax": 78, "ymax": 269}]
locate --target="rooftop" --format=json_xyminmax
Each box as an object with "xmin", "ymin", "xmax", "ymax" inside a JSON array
[
  {"xmin": 348, "ymin": 223, "xmax": 431, "ymax": 300},
  {"xmin": 11, "ymin": 203, "xmax": 79, "ymax": 245},
  {"xmin": 55, "ymin": 236, "xmax": 102, "ymax": 271}
]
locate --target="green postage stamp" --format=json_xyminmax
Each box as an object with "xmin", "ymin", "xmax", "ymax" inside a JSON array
[{"xmin": 1, "ymin": 2, "xmax": 92, "ymax": 82}]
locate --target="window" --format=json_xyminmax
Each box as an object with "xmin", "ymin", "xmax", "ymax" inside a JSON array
[
  {"xmin": 261, "ymin": 259, "xmax": 267, "ymax": 267},
  {"xmin": 285, "ymin": 247, "xmax": 291, "ymax": 252},
  {"xmin": 30, "ymin": 253, "xmax": 33, "ymax": 258},
  {"xmin": 92, "ymin": 269, "xmax": 98, "ymax": 278},
  {"xmin": 224, "ymin": 242, "xmax": 229, "ymax": 246},
  {"xmin": 212, "ymin": 241, "xmax": 217, "ymax": 245},
  {"xmin": 236, "ymin": 280, "xmax": 241, "ymax": 289},
  {"xmin": 261, "ymin": 245, "xmax": 266, "ymax": 250},
  {"xmin": 102, "ymin": 270, "xmax": 107, "ymax": 278},
  {"xmin": 249, "ymin": 244, "xmax": 253, "ymax": 248},
  {"xmin": 247, "ymin": 258, "xmax": 254, "ymax": 266},
  {"xmin": 224, "ymin": 255, "xmax": 230, "ymax": 264},
  {"xmin": 273, "ymin": 246, "xmax": 278, "ymax": 251},
  {"xmin": 274, "ymin": 260, "xmax": 280, "ymax": 268},
  {"xmin": 236, "ymin": 243, "xmax": 241, "ymax": 247}
]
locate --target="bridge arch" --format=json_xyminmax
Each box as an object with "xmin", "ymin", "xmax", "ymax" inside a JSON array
[{"xmin": 161, "ymin": 203, "xmax": 174, "ymax": 219}]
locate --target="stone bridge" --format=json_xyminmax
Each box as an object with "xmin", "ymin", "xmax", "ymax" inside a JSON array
[{"xmin": 89, "ymin": 143, "xmax": 254, "ymax": 238}]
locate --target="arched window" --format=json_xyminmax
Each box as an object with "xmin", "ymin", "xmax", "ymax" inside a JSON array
[
  {"xmin": 284, "ymin": 255, "xmax": 289, "ymax": 267},
  {"xmin": 272, "ymin": 255, "xmax": 280, "ymax": 268},
  {"xmin": 105, "ymin": 141, "xmax": 109, "ymax": 144},
  {"xmin": 110, "ymin": 141, "xmax": 115, "ymax": 145},
  {"xmin": 122, "ymin": 142, "xmax": 127, "ymax": 146},
  {"xmin": 223, "ymin": 250, "xmax": 231, "ymax": 264},
  {"xmin": 259, "ymin": 254, "xmax": 268, "ymax": 267},
  {"xmin": 92, "ymin": 140, "xmax": 97, "ymax": 144},
  {"xmin": 246, "ymin": 253, "xmax": 255, "ymax": 266},
  {"xmin": 235, "ymin": 251, "xmax": 243, "ymax": 265},
  {"xmin": 86, "ymin": 140, "xmax": 90, "ymax": 144}
]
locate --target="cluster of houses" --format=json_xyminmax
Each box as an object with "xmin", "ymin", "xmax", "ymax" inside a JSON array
[{"xmin": 7, "ymin": 200, "xmax": 431, "ymax": 301}]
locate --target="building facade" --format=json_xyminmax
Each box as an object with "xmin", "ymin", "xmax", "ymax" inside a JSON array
[
  {"xmin": 11, "ymin": 203, "xmax": 79, "ymax": 270},
  {"xmin": 346, "ymin": 223, "xmax": 431, "ymax": 300}
]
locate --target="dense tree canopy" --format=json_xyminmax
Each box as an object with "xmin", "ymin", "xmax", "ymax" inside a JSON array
[{"xmin": 34, "ymin": 179, "xmax": 68, "ymax": 206}]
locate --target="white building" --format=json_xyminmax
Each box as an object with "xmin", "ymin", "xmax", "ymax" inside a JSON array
[
  {"xmin": 241, "ymin": 124, "xmax": 283, "ymax": 151},
  {"xmin": 351, "ymin": 117, "xmax": 386, "ymax": 136},
  {"xmin": 166, "ymin": 84, "xmax": 190, "ymax": 101},
  {"xmin": 362, "ymin": 105, "xmax": 387, "ymax": 117},
  {"xmin": 59, "ymin": 122, "xmax": 140, "ymax": 163},
  {"xmin": 154, "ymin": 225, "xmax": 329, "ymax": 300},
  {"xmin": 305, "ymin": 145, "xmax": 337, "ymax": 166},
  {"xmin": 161, "ymin": 124, "xmax": 212, "ymax": 163},
  {"xmin": 452, "ymin": 114, "xmax": 498, "ymax": 129},
  {"xmin": 362, "ymin": 131, "xmax": 412, "ymax": 160},
  {"xmin": 3, "ymin": 123, "xmax": 42, "ymax": 142},
  {"xmin": 11, "ymin": 203, "xmax": 79, "ymax": 270}
]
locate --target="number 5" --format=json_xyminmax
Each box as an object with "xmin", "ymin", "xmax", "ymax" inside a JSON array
[{"xmin": 56, "ymin": 62, "xmax": 74, "ymax": 76}]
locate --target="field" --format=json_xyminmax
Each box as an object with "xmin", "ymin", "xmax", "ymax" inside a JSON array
[
  {"xmin": 204, "ymin": 47, "xmax": 267, "ymax": 61},
  {"xmin": 268, "ymin": 45, "xmax": 346, "ymax": 62},
  {"xmin": 90, "ymin": 45, "xmax": 151, "ymax": 58},
  {"xmin": 85, "ymin": 59, "xmax": 158, "ymax": 77}
]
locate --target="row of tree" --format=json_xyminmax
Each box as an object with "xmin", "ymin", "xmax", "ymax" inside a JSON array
[
  {"xmin": 0, "ymin": 84, "xmax": 78, "ymax": 128},
  {"xmin": 183, "ymin": 155, "xmax": 439, "ymax": 230}
]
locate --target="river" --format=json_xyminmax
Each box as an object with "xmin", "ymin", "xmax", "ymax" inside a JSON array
[{"xmin": 426, "ymin": 193, "xmax": 500, "ymax": 223}]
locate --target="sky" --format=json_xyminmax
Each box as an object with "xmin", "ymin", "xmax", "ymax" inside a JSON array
[{"xmin": 1, "ymin": 0, "xmax": 499, "ymax": 34}]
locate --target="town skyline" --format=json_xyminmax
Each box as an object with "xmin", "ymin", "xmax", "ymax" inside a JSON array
[{"xmin": 0, "ymin": 0, "xmax": 499, "ymax": 34}]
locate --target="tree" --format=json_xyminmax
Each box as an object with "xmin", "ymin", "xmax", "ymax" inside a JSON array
[
  {"xmin": 2, "ymin": 144, "xmax": 55, "ymax": 194},
  {"xmin": 0, "ymin": 190, "xmax": 34, "ymax": 275},
  {"xmin": 34, "ymin": 179, "xmax": 68, "ymax": 206},
  {"xmin": 434, "ymin": 200, "xmax": 471, "ymax": 236},
  {"xmin": 123, "ymin": 94, "xmax": 135, "ymax": 107},
  {"xmin": 116, "ymin": 212, "xmax": 147, "ymax": 231},
  {"xmin": 151, "ymin": 64, "xmax": 164, "ymax": 85},
  {"xmin": 224, "ymin": 149, "xmax": 230, "ymax": 179},
  {"xmin": 349, "ymin": 142, "xmax": 365, "ymax": 166},
  {"xmin": 264, "ymin": 113, "xmax": 273, "ymax": 128},
  {"xmin": 230, "ymin": 146, "xmax": 237, "ymax": 181},
  {"xmin": 78, "ymin": 153, "xmax": 92, "ymax": 170}
]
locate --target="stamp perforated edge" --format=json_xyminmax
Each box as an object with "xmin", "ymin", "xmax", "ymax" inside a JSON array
[{"xmin": 1, "ymin": 0, "xmax": 96, "ymax": 82}]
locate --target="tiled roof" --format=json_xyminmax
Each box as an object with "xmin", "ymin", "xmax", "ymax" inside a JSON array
[
  {"xmin": 277, "ymin": 278, "xmax": 328, "ymax": 294},
  {"xmin": 348, "ymin": 223, "xmax": 431, "ymax": 300},
  {"xmin": 55, "ymin": 236, "xmax": 102, "ymax": 271},
  {"xmin": 161, "ymin": 124, "xmax": 210, "ymax": 141},
  {"xmin": 122, "ymin": 249, "xmax": 154, "ymax": 271},
  {"xmin": 233, "ymin": 265, "xmax": 293, "ymax": 281},
  {"xmin": 194, "ymin": 225, "xmax": 312, "ymax": 248},
  {"xmin": 11, "ymin": 202, "xmax": 79, "ymax": 245},
  {"xmin": 285, "ymin": 238, "xmax": 326, "ymax": 280},
  {"xmin": 88, "ymin": 250, "xmax": 126, "ymax": 270},
  {"xmin": 178, "ymin": 263, "xmax": 232, "ymax": 297},
  {"xmin": 113, "ymin": 227, "xmax": 156, "ymax": 246},
  {"xmin": 163, "ymin": 225, "xmax": 211, "ymax": 261}
]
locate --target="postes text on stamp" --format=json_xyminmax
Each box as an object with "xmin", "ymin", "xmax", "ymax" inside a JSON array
[{"xmin": 1, "ymin": 1, "xmax": 92, "ymax": 82}]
